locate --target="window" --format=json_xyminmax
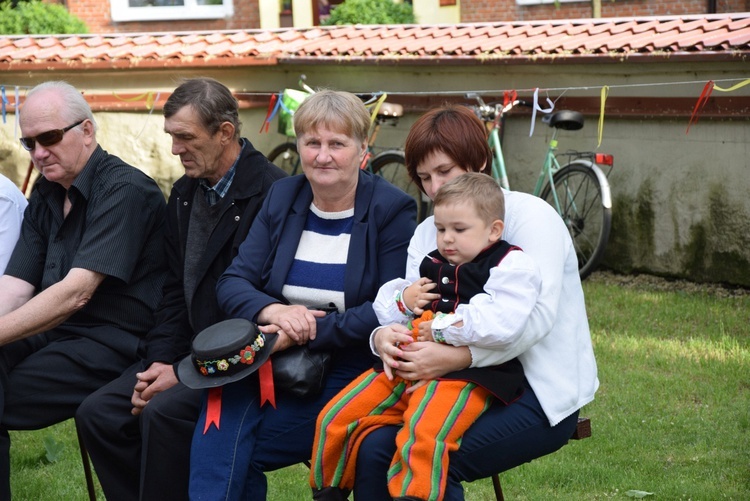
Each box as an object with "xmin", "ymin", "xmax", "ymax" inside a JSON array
[
  {"xmin": 111, "ymin": 0, "xmax": 234, "ymax": 22},
  {"xmin": 516, "ymin": 0, "xmax": 579, "ymax": 5}
]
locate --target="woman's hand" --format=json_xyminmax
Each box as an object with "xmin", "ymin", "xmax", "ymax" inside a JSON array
[
  {"xmin": 257, "ymin": 324, "xmax": 294, "ymax": 353},
  {"xmin": 373, "ymin": 324, "xmax": 414, "ymax": 380},
  {"xmin": 257, "ymin": 303, "xmax": 326, "ymax": 344},
  {"xmin": 403, "ymin": 278, "xmax": 439, "ymax": 315},
  {"xmin": 395, "ymin": 342, "xmax": 472, "ymax": 394}
]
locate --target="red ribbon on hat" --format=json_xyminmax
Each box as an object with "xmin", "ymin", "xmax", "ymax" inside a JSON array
[
  {"xmin": 204, "ymin": 387, "xmax": 222, "ymax": 434},
  {"xmin": 258, "ymin": 359, "xmax": 277, "ymax": 408}
]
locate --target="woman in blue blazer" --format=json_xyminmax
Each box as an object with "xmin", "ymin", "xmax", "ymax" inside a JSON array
[{"xmin": 188, "ymin": 90, "xmax": 417, "ymax": 500}]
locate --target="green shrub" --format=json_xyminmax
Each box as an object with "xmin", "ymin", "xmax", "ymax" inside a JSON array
[
  {"xmin": 322, "ymin": 0, "xmax": 416, "ymax": 26},
  {"xmin": 0, "ymin": 0, "xmax": 88, "ymax": 35}
]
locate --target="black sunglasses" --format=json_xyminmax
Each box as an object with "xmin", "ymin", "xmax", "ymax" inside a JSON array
[{"xmin": 20, "ymin": 120, "xmax": 85, "ymax": 151}]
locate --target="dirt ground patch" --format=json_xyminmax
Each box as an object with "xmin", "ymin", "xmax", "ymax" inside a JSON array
[{"xmin": 587, "ymin": 270, "xmax": 750, "ymax": 298}]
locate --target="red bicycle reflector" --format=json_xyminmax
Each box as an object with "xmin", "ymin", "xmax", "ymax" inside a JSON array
[{"xmin": 595, "ymin": 153, "xmax": 614, "ymax": 166}]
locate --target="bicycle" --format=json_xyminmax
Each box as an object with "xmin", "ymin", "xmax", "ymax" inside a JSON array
[
  {"xmin": 266, "ymin": 77, "xmax": 428, "ymax": 222},
  {"xmin": 466, "ymin": 92, "xmax": 613, "ymax": 280}
]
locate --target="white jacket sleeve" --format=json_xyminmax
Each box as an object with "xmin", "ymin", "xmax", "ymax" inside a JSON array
[
  {"xmin": 372, "ymin": 277, "xmax": 412, "ymax": 326},
  {"xmin": 438, "ymin": 250, "xmax": 541, "ymax": 348}
]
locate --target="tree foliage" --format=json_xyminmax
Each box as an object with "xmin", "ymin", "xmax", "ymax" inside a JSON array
[
  {"xmin": 0, "ymin": 0, "xmax": 88, "ymax": 35},
  {"xmin": 322, "ymin": 0, "xmax": 416, "ymax": 26}
]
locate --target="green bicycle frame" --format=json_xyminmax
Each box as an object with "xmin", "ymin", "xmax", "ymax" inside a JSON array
[
  {"xmin": 489, "ymin": 123, "xmax": 565, "ymax": 205},
  {"xmin": 488, "ymin": 126, "xmax": 510, "ymax": 190}
]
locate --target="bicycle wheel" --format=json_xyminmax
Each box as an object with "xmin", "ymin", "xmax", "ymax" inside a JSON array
[
  {"xmin": 267, "ymin": 142, "xmax": 300, "ymax": 176},
  {"xmin": 540, "ymin": 161, "xmax": 612, "ymax": 280},
  {"xmin": 370, "ymin": 152, "xmax": 428, "ymax": 223}
]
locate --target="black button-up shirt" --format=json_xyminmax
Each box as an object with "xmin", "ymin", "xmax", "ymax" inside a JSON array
[{"xmin": 5, "ymin": 146, "xmax": 167, "ymax": 337}]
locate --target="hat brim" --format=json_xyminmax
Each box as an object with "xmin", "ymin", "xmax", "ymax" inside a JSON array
[{"xmin": 178, "ymin": 331, "xmax": 278, "ymax": 390}]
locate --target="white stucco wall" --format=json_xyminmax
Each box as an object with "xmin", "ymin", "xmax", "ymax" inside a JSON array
[{"xmin": 2, "ymin": 60, "xmax": 748, "ymax": 284}]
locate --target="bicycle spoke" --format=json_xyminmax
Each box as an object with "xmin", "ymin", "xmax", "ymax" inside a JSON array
[
  {"xmin": 267, "ymin": 142, "xmax": 300, "ymax": 176},
  {"xmin": 541, "ymin": 162, "xmax": 611, "ymax": 280},
  {"xmin": 370, "ymin": 153, "xmax": 427, "ymax": 222}
]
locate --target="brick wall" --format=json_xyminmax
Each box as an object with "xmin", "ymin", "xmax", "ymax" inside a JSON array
[
  {"xmin": 59, "ymin": 0, "xmax": 750, "ymax": 33},
  {"xmin": 66, "ymin": 0, "xmax": 261, "ymax": 33},
  {"xmin": 461, "ymin": 0, "xmax": 750, "ymax": 23}
]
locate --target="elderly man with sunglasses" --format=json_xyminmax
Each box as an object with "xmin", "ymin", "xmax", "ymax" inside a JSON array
[{"xmin": 0, "ymin": 81, "xmax": 167, "ymax": 498}]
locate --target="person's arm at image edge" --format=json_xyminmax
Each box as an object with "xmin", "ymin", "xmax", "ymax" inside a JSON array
[{"xmin": 0, "ymin": 268, "xmax": 105, "ymax": 345}]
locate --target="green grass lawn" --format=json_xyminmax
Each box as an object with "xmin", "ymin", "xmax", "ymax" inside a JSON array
[{"xmin": 9, "ymin": 272, "xmax": 750, "ymax": 500}]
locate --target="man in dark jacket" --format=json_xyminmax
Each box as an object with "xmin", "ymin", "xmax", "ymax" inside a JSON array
[{"xmin": 75, "ymin": 78, "xmax": 286, "ymax": 500}]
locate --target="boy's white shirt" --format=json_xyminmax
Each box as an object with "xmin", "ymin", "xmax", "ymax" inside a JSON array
[
  {"xmin": 372, "ymin": 250, "xmax": 542, "ymax": 348},
  {"xmin": 370, "ymin": 189, "xmax": 599, "ymax": 426}
]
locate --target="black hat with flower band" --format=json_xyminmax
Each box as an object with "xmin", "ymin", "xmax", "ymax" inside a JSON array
[{"xmin": 177, "ymin": 318, "xmax": 278, "ymax": 389}]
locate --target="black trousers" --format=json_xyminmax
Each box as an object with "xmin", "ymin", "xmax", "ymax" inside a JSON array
[
  {"xmin": 75, "ymin": 361, "xmax": 202, "ymax": 501},
  {"xmin": 0, "ymin": 326, "xmax": 139, "ymax": 500}
]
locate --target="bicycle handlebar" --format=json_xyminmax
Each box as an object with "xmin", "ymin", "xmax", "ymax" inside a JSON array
[
  {"xmin": 298, "ymin": 74, "xmax": 316, "ymax": 95},
  {"xmin": 465, "ymin": 92, "xmax": 531, "ymax": 122}
]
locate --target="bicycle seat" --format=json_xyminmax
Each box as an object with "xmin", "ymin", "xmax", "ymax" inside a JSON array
[
  {"xmin": 543, "ymin": 110, "xmax": 584, "ymax": 131},
  {"xmin": 377, "ymin": 102, "xmax": 404, "ymax": 119}
]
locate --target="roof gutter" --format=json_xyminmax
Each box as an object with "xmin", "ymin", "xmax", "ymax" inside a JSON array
[{"xmin": 278, "ymin": 51, "xmax": 750, "ymax": 66}]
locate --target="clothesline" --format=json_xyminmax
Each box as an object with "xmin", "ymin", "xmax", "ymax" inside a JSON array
[{"xmin": 2, "ymin": 77, "xmax": 749, "ymax": 143}]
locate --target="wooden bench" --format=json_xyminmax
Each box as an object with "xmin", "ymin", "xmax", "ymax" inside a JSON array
[{"xmin": 490, "ymin": 416, "xmax": 592, "ymax": 501}]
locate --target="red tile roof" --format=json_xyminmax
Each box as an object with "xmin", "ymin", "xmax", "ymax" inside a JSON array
[{"xmin": 1, "ymin": 13, "xmax": 749, "ymax": 71}]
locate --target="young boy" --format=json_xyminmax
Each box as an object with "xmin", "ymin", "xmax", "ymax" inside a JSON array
[{"xmin": 310, "ymin": 173, "xmax": 542, "ymax": 501}]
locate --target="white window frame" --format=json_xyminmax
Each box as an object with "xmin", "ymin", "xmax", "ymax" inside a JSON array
[
  {"xmin": 516, "ymin": 0, "xmax": 580, "ymax": 5},
  {"xmin": 111, "ymin": 0, "xmax": 234, "ymax": 22}
]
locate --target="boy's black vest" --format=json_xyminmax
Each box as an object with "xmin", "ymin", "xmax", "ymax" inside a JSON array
[
  {"xmin": 421, "ymin": 240, "xmax": 518, "ymax": 314},
  {"xmin": 419, "ymin": 240, "xmax": 526, "ymax": 404}
]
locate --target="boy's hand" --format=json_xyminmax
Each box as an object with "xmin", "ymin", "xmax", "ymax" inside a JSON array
[
  {"xmin": 416, "ymin": 319, "xmax": 434, "ymax": 342},
  {"xmin": 403, "ymin": 278, "xmax": 439, "ymax": 315}
]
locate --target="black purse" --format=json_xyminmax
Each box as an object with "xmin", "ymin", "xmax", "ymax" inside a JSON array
[{"xmin": 270, "ymin": 303, "xmax": 336, "ymax": 398}]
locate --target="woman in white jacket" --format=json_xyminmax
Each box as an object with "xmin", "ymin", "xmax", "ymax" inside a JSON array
[{"xmin": 354, "ymin": 105, "xmax": 599, "ymax": 500}]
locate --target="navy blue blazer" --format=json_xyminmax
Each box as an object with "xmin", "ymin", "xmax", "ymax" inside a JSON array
[{"xmin": 217, "ymin": 169, "xmax": 417, "ymax": 359}]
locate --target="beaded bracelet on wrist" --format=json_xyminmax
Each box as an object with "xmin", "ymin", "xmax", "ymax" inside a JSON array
[
  {"xmin": 394, "ymin": 288, "xmax": 413, "ymax": 318},
  {"xmin": 432, "ymin": 312, "xmax": 448, "ymax": 344},
  {"xmin": 432, "ymin": 328, "xmax": 447, "ymax": 344}
]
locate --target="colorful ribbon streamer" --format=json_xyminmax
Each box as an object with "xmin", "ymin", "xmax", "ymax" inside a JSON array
[
  {"xmin": 686, "ymin": 78, "xmax": 750, "ymax": 134},
  {"xmin": 713, "ymin": 79, "xmax": 750, "ymax": 92},
  {"xmin": 365, "ymin": 93, "xmax": 388, "ymax": 126},
  {"xmin": 113, "ymin": 91, "xmax": 157, "ymax": 110},
  {"xmin": 14, "ymin": 86, "xmax": 19, "ymax": 138},
  {"xmin": 529, "ymin": 88, "xmax": 554, "ymax": 137},
  {"xmin": 597, "ymin": 85, "xmax": 609, "ymax": 148},
  {"xmin": 260, "ymin": 92, "xmax": 280, "ymax": 133},
  {"xmin": 1, "ymin": 86, "xmax": 7, "ymax": 124},
  {"xmin": 686, "ymin": 81, "xmax": 714, "ymax": 134}
]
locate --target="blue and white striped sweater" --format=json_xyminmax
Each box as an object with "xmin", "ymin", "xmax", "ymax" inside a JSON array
[{"xmin": 281, "ymin": 204, "xmax": 352, "ymax": 312}]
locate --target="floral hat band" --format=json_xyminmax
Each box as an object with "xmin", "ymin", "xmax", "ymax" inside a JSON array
[
  {"xmin": 192, "ymin": 332, "xmax": 266, "ymax": 379},
  {"xmin": 178, "ymin": 318, "xmax": 279, "ymax": 389}
]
